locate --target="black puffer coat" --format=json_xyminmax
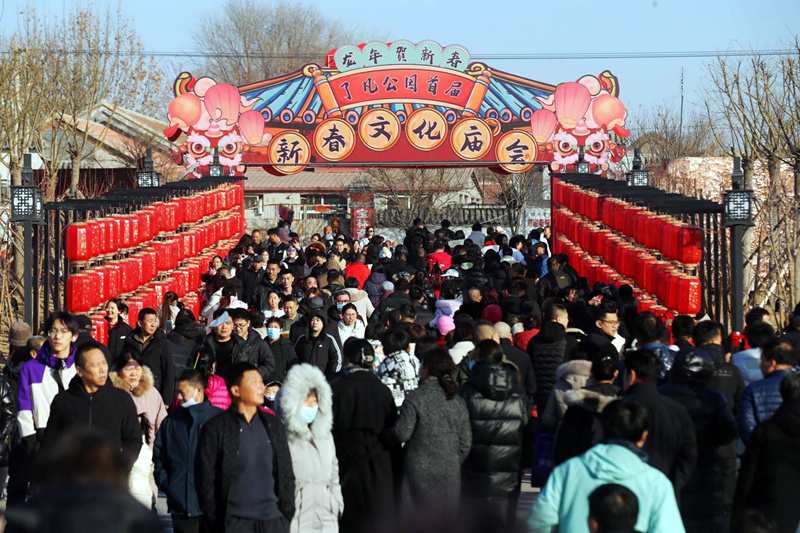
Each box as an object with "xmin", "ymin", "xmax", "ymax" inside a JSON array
[
  {"xmin": 202, "ymin": 333, "xmax": 274, "ymax": 383},
  {"xmin": 459, "ymin": 363, "xmax": 526, "ymax": 501},
  {"xmin": 167, "ymin": 321, "xmax": 204, "ymax": 358},
  {"xmin": 266, "ymin": 336, "xmax": 299, "ymax": 383},
  {"xmin": 527, "ymin": 322, "xmax": 568, "ymax": 411},
  {"xmin": 660, "ymin": 380, "xmax": 736, "ymax": 532},
  {"xmin": 735, "ymin": 399, "xmax": 800, "ymax": 533}
]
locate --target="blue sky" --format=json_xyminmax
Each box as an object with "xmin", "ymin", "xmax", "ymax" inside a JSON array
[{"xmin": 3, "ymin": 0, "xmax": 798, "ymax": 117}]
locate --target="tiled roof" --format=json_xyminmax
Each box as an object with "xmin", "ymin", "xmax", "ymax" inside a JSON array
[
  {"xmin": 244, "ymin": 167, "xmax": 476, "ymax": 193},
  {"xmin": 243, "ymin": 169, "xmax": 361, "ymax": 191}
]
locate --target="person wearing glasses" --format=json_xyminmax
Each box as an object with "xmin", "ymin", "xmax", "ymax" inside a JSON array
[
  {"xmin": 581, "ymin": 307, "xmax": 623, "ymax": 358},
  {"xmin": 12, "ymin": 311, "xmax": 80, "ymax": 506}
]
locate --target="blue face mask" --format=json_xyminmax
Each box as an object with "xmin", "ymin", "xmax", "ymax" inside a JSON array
[
  {"xmin": 267, "ymin": 328, "xmax": 281, "ymax": 340},
  {"xmin": 468, "ymin": 359, "xmax": 476, "ymax": 370},
  {"xmin": 336, "ymin": 302, "xmax": 345, "ymax": 311},
  {"xmin": 180, "ymin": 391, "xmax": 200, "ymax": 408},
  {"xmin": 300, "ymin": 405, "xmax": 319, "ymax": 424}
]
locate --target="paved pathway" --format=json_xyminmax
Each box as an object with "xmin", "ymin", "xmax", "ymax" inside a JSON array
[{"xmin": 155, "ymin": 476, "xmax": 539, "ymax": 532}]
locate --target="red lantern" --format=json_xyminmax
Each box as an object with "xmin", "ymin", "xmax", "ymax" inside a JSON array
[
  {"xmin": 127, "ymin": 298, "xmax": 144, "ymax": 328},
  {"xmin": 66, "ymin": 223, "xmax": 92, "ymax": 262},
  {"xmin": 90, "ymin": 314, "xmax": 108, "ymax": 344},
  {"xmin": 67, "ymin": 274, "xmax": 91, "ymax": 313}
]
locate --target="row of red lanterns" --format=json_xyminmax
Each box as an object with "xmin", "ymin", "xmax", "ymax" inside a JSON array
[
  {"xmin": 67, "ymin": 213, "xmax": 244, "ymax": 314},
  {"xmin": 66, "ymin": 184, "xmax": 244, "ymax": 263},
  {"xmin": 85, "ymin": 240, "xmax": 239, "ymax": 345},
  {"xmin": 553, "ymin": 179, "xmax": 703, "ymax": 267},
  {"xmin": 554, "ymin": 232, "xmax": 701, "ymax": 316}
]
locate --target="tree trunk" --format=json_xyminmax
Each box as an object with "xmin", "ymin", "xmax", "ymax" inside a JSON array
[
  {"xmin": 70, "ymin": 153, "xmax": 80, "ymax": 194},
  {"xmin": 10, "ymin": 163, "xmax": 24, "ymax": 317}
]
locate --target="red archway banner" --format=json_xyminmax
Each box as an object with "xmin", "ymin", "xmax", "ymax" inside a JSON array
[{"xmin": 164, "ymin": 40, "xmax": 630, "ymax": 176}]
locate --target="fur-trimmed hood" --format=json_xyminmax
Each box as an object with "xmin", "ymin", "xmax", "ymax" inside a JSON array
[
  {"xmin": 563, "ymin": 388, "xmax": 616, "ymax": 414},
  {"xmin": 109, "ymin": 365, "xmax": 155, "ymax": 397},
  {"xmin": 277, "ymin": 363, "xmax": 333, "ymax": 443}
]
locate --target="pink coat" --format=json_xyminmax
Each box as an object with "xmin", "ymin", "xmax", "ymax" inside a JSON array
[{"xmin": 206, "ymin": 374, "xmax": 232, "ymax": 410}]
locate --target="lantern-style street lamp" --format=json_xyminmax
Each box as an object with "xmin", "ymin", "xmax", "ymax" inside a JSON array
[
  {"xmin": 626, "ymin": 149, "xmax": 650, "ymax": 187},
  {"xmin": 137, "ymin": 148, "xmax": 162, "ymax": 188},
  {"xmin": 725, "ymin": 156, "xmax": 754, "ymax": 333},
  {"xmin": 576, "ymin": 146, "xmax": 591, "ymax": 174},
  {"xmin": 10, "ymin": 153, "xmax": 43, "ymax": 323}
]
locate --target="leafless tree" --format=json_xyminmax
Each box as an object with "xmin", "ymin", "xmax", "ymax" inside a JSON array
[
  {"xmin": 192, "ymin": 0, "xmax": 362, "ymax": 84},
  {"xmin": 704, "ymin": 42, "xmax": 800, "ymax": 324},
  {"xmin": 44, "ymin": 4, "xmax": 164, "ymax": 194},
  {"xmin": 475, "ymin": 167, "xmax": 546, "ymax": 235}
]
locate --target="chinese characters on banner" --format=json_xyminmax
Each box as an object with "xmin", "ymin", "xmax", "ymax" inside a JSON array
[
  {"xmin": 165, "ymin": 40, "xmax": 629, "ymax": 177},
  {"xmin": 351, "ymin": 206, "xmax": 374, "ymax": 239}
]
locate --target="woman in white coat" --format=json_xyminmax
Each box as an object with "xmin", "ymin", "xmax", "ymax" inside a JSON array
[{"xmin": 279, "ymin": 363, "xmax": 344, "ymax": 533}]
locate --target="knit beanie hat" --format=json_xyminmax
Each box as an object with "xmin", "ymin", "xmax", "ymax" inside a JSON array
[
  {"xmin": 9, "ymin": 321, "xmax": 32, "ymax": 348},
  {"xmin": 482, "ymin": 304, "xmax": 503, "ymax": 324}
]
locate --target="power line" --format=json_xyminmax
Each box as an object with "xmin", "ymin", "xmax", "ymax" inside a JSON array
[{"xmin": 0, "ymin": 48, "xmax": 795, "ymax": 60}]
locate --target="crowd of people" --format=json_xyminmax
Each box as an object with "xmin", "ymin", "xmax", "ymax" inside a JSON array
[{"xmin": 2, "ymin": 216, "xmax": 800, "ymax": 533}]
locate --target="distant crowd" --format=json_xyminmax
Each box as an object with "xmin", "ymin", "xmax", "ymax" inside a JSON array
[{"xmin": 2, "ymin": 216, "xmax": 800, "ymax": 533}]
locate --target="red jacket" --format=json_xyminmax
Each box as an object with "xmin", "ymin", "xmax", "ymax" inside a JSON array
[
  {"xmin": 429, "ymin": 251, "xmax": 452, "ymax": 270},
  {"xmin": 344, "ymin": 262, "xmax": 371, "ymax": 289}
]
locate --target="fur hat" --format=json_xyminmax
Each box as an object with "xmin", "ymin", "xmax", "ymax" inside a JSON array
[{"xmin": 9, "ymin": 321, "xmax": 32, "ymax": 348}]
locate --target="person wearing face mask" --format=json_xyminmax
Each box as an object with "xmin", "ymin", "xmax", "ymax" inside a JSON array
[
  {"xmin": 265, "ymin": 317, "xmax": 299, "ymax": 384},
  {"xmin": 265, "ymin": 381, "xmax": 282, "ymax": 411},
  {"xmin": 154, "ymin": 369, "xmax": 221, "ymax": 533},
  {"xmin": 278, "ymin": 364, "xmax": 343, "ymax": 533},
  {"xmin": 110, "ymin": 351, "xmax": 167, "ymax": 508}
]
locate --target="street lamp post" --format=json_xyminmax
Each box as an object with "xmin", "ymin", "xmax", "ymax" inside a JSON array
[
  {"xmin": 626, "ymin": 149, "xmax": 650, "ymax": 187},
  {"xmin": 724, "ymin": 156, "xmax": 754, "ymax": 333},
  {"xmin": 137, "ymin": 148, "xmax": 162, "ymax": 188},
  {"xmin": 11, "ymin": 154, "xmax": 44, "ymax": 324},
  {"xmin": 576, "ymin": 146, "xmax": 591, "ymax": 175}
]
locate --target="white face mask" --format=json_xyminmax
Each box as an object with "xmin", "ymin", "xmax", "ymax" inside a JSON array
[{"xmin": 180, "ymin": 390, "xmax": 200, "ymax": 408}]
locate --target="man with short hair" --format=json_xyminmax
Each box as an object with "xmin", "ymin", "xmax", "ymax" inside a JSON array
[
  {"xmin": 251, "ymin": 259, "xmax": 282, "ymax": 311},
  {"xmin": 155, "ymin": 369, "xmax": 222, "ymax": 533},
  {"xmin": 581, "ymin": 308, "xmax": 623, "ymax": 359},
  {"xmin": 266, "ymin": 228, "xmax": 288, "ymax": 263},
  {"xmin": 197, "ymin": 362, "xmax": 295, "ymax": 532},
  {"xmin": 282, "ymin": 297, "xmax": 301, "ymax": 337},
  {"xmin": 251, "ymin": 229, "xmax": 267, "ymax": 255},
  {"xmin": 528, "ymin": 400, "xmax": 684, "ymax": 533},
  {"xmin": 123, "ymin": 308, "xmax": 176, "ymax": 404},
  {"xmin": 587, "ymin": 484, "xmax": 640, "ymax": 533},
  {"xmin": 622, "ymin": 349, "xmax": 696, "ymax": 491},
  {"xmin": 737, "ymin": 341, "xmax": 798, "ymax": 444},
  {"xmin": 13, "ymin": 311, "xmax": 80, "ymax": 505},
  {"xmin": 42, "ymin": 342, "xmax": 141, "ymax": 469},
  {"xmin": 203, "ymin": 310, "xmax": 273, "ymax": 383},
  {"xmin": 467, "ymin": 222, "xmax": 485, "ymax": 247},
  {"xmin": 229, "ymin": 308, "xmax": 276, "ymax": 381},
  {"xmin": 429, "ymin": 239, "xmax": 452, "ymax": 271}
]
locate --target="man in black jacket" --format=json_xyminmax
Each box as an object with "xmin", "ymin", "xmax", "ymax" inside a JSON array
[
  {"xmin": 204, "ymin": 310, "xmax": 274, "ymax": 384},
  {"xmin": 42, "ymin": 342, "xmax": 141, "ymax": 470},
  {"xmin": 154, "ymin": 369, "xmax": 222, "ymax": 533},
  {"xmin": 622, "ymin": 349, "xmax": 697, "ymax": 492},
  {"xmin": 250, "ymin": 260, "xmax": 281, "ymax": 312},
  {"xmin": 229, "ymin": 309, "xmax": 276, "ymax": 380},
  {"xmin": 123, "ymin": 307, "xmax": 176, "ymax": 405},
  {"xmin": 197, "ymin": 362, "xmax": 295, "ymax": 532}
]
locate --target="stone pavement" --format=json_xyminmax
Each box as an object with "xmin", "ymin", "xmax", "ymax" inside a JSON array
[{"xmin": 155, "ymin": 476, "xmax": 539, "ymax": 532}]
